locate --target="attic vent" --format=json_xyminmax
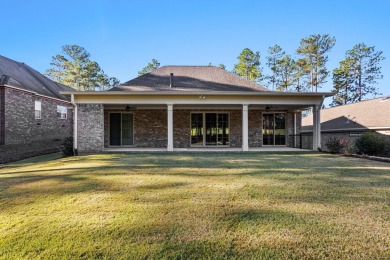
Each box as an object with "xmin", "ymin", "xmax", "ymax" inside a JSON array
[{"xmin": 170, "ymin": 73, "xmax": 174, "ymax": 88}]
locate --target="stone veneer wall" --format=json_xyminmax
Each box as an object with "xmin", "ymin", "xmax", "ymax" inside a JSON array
[
  {"xmin": 0, "ymin": 87, "xmax": 73, "ymax": 163},
  {"xmin": 77, "ymin": 104, "xmax": 104, "ymax": 153}
]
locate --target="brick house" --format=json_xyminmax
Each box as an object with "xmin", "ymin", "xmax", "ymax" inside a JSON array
[
  {"xmin": 0, "ymin": 55, "xmax": 74, "ymax": 163},
  {"xmin": 301, "ymin": 97, "xmax": 390, "ymax": 150},
  {"xmin": 61, "ymin": 66, "xmax": 332, "ymax": 153}
]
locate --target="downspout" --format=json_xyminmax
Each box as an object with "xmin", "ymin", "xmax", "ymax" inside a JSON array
[{"xmin": 71, "ymin": 94, "xmax": 78, "ymax": 155}]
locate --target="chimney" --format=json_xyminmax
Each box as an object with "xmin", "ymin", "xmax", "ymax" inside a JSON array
[{"xmin": 170, "ymin": 73, "xmax": 174, "ymax": 88}]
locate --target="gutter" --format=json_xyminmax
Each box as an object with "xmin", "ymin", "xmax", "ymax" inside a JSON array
[{"xmin": 60, "ymin": 90, "xmax": 334, "ymax": 97}]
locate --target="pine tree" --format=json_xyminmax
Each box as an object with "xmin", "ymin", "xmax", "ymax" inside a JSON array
[
  {"xmin": 296, "ymin": 34, "xmax": 336, "ymax": 92},
  {"xmin": 331, "ymin": 43, "xmax": 385, "ymax": 105},
  {"xmin": 138, "ymin": 59, "xmax": 160, "ymax": 76},
  {"xmin": 346, "ymin": 43, "xmax": 385, "ymax": 101},
  {"xmin": 234, "ymin": 48, "xmax": 262, "ymax": 81},
  {"xmin": 331, "ymin": 58, "xmax": 355, "ymax": 106},
  {"xmin": 277, "ymin": 55, "xmax": 296, "ymax": 91},
  {"xmin": 45, "ymin": 45, "xmax": 119, "ymax": 91},
  {"xmin": 265, "ymin": 45, "xmax": 285, "ymax": 90}
]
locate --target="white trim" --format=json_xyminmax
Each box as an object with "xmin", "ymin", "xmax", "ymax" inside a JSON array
[{"xmin": 61, "ymin": 90, "xmax": 333, "ymax": 97}]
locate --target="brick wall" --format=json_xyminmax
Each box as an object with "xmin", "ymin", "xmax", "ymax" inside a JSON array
[
  {"xmin": 77, "ymin": 104, "xmax": 104, "ymax": 153},
  {"xmin": 248, "ymin": 110, "xmax": 262, "ymax": 147},
  {"xmin": 0, "ymin": 87, "xmax": 73, "ymax": 163},
  {"xmin": 99, "ymin": 108, "xmax": 301, "ymax": 150},
  {"xmin": 134, "ymin": 109, "xmax": 167, "ymax": 148},
  {"xmin": 0, "ymin": 86, "xmax": 5, "ymax": 145}
]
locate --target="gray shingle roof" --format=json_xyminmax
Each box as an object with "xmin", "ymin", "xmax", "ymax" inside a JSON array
[
  {"xmin": 302, "ymin": 96, "xmax": 390, "ymax": 131},
  {"xmin": 0, "ymin": 55, "xmax": 73, "ymax": 101},
  {"xmin": 111, "ymin": 66, "xmax": 269, "ymax": 92}
]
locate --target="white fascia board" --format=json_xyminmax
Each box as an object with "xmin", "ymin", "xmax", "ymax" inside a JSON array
[
  {"xmin": 73, "ymin": 95, "xmax": 324, "ymax": 106},
  {"xmin": 61, "ymin": 90, "xmax": 334, "ymax": 97}
]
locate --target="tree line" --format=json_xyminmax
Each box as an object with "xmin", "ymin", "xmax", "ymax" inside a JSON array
[
  {"xmin": 46, "ymin": 35, "xmax": 385, "ymax": 107},
  {"xmin": 229, "ymin": 34, "xmax": 385, "ymax": 106}
]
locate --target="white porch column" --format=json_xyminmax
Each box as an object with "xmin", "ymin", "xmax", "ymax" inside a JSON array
[
  {"xmin": 242, "ymin": 104, "xmax": 249, "ymax": 151},
  {"xmin": 316, "ymin": 107, "xmax": 322, "ymax": 149},
  {"xmin": 312, "ymin": 106, "xmax": 319, "ymax": 151},
  {"xmin": 167, "ymin": 104, "xmax": 173, "ymax": 151},
  {"xmin": 74, "ymin": 105, "xmax": 78, "ymax": 150}
]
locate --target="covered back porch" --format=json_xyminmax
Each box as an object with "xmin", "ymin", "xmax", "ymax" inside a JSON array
[{"xmin": 71, "ymin": 92, "xmax": 325, "ymax": 153}]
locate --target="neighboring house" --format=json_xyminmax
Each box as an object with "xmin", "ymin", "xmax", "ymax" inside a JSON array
[
  {"xmin": 61, "ymin": 66, "xmax": 332, "ymax": 153},
  {"xmin": 0, "ymin": 55, "xmax": 74, "ymax": 163},
  {"xmin": 301, "ymin": 97, "xmax": 390, "ymax": 150}
]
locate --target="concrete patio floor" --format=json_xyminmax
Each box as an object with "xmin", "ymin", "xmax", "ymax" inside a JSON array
[{"xmin": 103, "ymin": 147, "xmax": 311, "ymax": 152}]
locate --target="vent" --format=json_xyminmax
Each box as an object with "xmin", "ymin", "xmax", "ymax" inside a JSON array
[{"xmin": 170, "ymin": 73, "xmax": 174, "ymax": 88}]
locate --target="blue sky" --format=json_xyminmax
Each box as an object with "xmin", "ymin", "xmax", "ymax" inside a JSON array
[{"xmin": 1, "ymin": 0, "xmax": 389, "ymax": 103}]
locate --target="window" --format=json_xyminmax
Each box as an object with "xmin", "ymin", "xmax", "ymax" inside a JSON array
[
  {"xmin": 35, "ymin": 101, "xmax": 41, "ymax": 119},
  {"xmin": 57, "ymin": 105, "xmax": 67, "ymax": 119},
  {"xmin": 350, "ymin": 132, "xmax": 362, "ymax": 136},
  {"xmin": 191, "ymin": 113, "xmax": 229, "ymax": 146}
]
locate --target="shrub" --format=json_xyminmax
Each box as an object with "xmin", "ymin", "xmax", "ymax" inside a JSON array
[
  {"xmin": 354, "ymin": 132, "xmax": 386, "ymax": 156},
  {"xmin": 60, "ymin": 136, "xmax": 74, "ymax": 156},
  {"xmin": 324, "ymin": 137, "xmax": 349, "ymax": 154}
]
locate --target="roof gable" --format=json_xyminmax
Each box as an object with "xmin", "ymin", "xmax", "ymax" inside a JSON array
[
  {"xmin": 0, "ymin": 55, "xmax": 74, "ymax": 101},
  {"xmin": 302, "ymin": 97, "xmax": 390, "ymax": 131},
  {"xmin": 111, "ymin": 66, "xmax": 269, "ymax": 92}
]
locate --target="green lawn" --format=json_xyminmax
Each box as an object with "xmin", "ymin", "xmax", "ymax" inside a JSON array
[{"xmin": 0, "ymin": 152, "xmax": 389, "ymax": 259}]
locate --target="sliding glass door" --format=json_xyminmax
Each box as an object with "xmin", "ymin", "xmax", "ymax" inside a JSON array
[
  {"xmin": 110, "ymin": 113, "xmax": 134, "ymax": 146},
  {"xmin": 191, "ymin": 113, "xmax": 229, "ymax": 147},
  {"xmin": 262, "ymin": 113, "xmax": 286, "ymax": 146}
]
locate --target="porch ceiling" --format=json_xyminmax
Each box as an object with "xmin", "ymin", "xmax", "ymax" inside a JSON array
[{"xmin": 103, "ymin": 104, "xmax": 311, "ymax": 112}]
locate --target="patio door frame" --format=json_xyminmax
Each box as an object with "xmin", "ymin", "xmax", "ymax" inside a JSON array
[
  {"xmin": 190, "ymin": 112, "xmax": 230, "ymax": 147},
  {"xmin": 108, "ymin": 112, "xmax": 134, "ymax": 147},
  {"xmin": 262, "ymin": 112, "xmax": 287, "ymax": 146}
]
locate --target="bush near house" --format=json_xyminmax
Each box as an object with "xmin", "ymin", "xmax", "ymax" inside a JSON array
[
  {"xmin": 324, "ymin": 137, "xmax": 349, "ymax": 154},
  {"xmin": 354, "ymin": 132, "xmax": 388, "ymax": 156},
  {"xmin": 60, "ymin": 136, "xmax": 74, "ymax": 156}
]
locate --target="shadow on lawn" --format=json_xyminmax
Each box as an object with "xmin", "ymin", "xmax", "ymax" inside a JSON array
[{"xmin": 1, "ymin": 153, "xmax": 389, "ymax": 212}]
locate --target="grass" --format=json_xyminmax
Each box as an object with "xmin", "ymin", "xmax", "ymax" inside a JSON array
[{"xmin": 0, "ymin": 152, "xmax": 389, "ymax": 259}]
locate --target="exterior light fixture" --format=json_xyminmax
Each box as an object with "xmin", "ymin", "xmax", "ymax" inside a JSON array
[
  {"xmin": 198, "ymin": 95, "xmax": 206, "ymax": 99},
  {"xmin": 124, "ymin": 105, "xmax": 134, "ymax": 112},
  {"xmin": 265, "ymin": 106, "xmax": 271, "ymax": 112}
]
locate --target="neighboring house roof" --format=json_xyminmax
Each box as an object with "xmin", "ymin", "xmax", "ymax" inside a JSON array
[
  {"xmin": 0, "ymin": 55, "xmax": 74, "ymax": 101},
  {"xmin": 111, "ymin": 66, "xmax": 269, "ymax": 92},
  {"xmin": 302, "ymin": 96, "xmax": 390, "ymax": 132}
]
